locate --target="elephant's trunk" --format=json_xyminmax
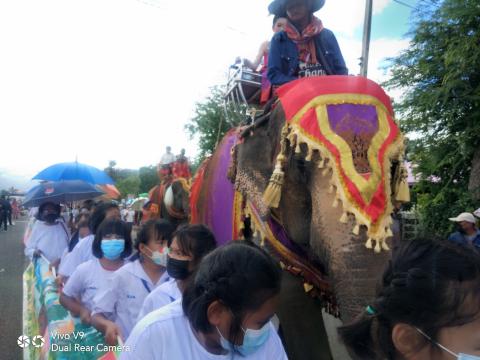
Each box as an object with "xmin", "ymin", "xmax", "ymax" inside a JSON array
[{"xmin": 308, "ymin": 165, "xmax": 391, "ymax": 323}]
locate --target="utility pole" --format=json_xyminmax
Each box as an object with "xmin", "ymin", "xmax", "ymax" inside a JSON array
[{"xmin": 360, "ymin": 0, "xmax": 373, "ymax": 77}]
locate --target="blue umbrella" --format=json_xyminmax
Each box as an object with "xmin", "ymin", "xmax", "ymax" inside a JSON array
[
  {"xmin": 23, "ymin": 180, "xmax": 104, "ymax": 207},
  {"xmin": 33, "ymin": 162, "xmax": 114, "ymax": 185}
]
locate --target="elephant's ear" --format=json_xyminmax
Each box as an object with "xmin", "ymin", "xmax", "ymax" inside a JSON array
[{"xmin": 234, "ymin": 105, "xmax": 286, "ymax": 218}]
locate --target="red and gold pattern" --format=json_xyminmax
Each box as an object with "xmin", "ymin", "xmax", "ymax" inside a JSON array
[{"xmin": 267, "ymin": 76, "xmax": 409, "ymax": 252}]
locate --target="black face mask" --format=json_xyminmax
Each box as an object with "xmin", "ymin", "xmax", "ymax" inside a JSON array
[
  {"xmin": 44, "ymin": 213, "xmax": 59, "ymax": 223},
  {"xmin": 166, "ymin": 256, "xmax": 191, "ymax": 280}
]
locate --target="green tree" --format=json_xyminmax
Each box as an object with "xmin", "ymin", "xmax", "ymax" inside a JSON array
[
  {"xmin": 185, "ymin": 85, "xmax": 245, "ymax": 165},
  {"xmin": 138, "ymin": 166, "xmax": 158, "ymax": 193},
  {"xmin": 385, "ymin": 0, "xmax": 480, "ymax": 235},
  {"xmin": 116, "ymin": 175, "xmax": 140, "ymax": 198}
]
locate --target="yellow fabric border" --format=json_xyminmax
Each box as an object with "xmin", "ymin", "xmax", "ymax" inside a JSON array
[{"xmin": 281, "ymin": 93, "xmax": 405, "ymax": 251}]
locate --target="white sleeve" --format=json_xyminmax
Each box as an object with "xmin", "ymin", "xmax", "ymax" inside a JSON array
[
  {"xmin": 24, "ymin": 223, "xmax": 40, "ymax": 259},
  {"xmin": 137, "ymin": 291, "xmax": 172, "ymax": 322},
  {"xmin": 92, "ymin": 273, "xmax": 120, "ymax": 318},
  {"xmin": 62, "ymin": 265, "xmax": 85, "ymax": 300},
  {"xmin": 120, "ymin": 323, "xmax": 158, "ymax": 360},
  {"xmin": 58, "ymin": 237, "xmax": 90, "ymax": 277}
]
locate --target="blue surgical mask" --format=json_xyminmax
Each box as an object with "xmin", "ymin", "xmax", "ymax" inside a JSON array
[
  {"xmin": 101, "ymin": 239, "xmax": 125, "ymax": 260},
  {"xmin": 416, "ymin": 328, "xmax": 480, "ymax": 360},
  {"xmin": 216, "ymin": 322, "xmax": 271, "ymax": 356}
]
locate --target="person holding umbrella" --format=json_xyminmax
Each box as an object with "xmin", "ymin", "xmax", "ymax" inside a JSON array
[{"xmin": 24, "ymin": 201, "xmax": 71, "ymax": 267}]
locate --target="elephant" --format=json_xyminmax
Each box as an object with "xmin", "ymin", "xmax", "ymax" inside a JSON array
[
  {"xmin": 192, "ymin": 76, "xmax": 408, "ymax": 359},
  {"xmin": 148, "ymin": 177, "xmax": 190, "ymax": 228}
]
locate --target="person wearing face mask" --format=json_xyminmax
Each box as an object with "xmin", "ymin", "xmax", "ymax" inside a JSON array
[
  {"xmin": 59, "ymin": 219, "xmax": 131, "ymax": 325},
  {"xmin": 267, "ymin": 0, "xmax": 347, "ymax": 86},
  {"xmin": 122, "ymin": 241, "xmax": 287, "ymax": 360},
  {"xmin": 137, "ymin": 224, "xmax": 217, "ymax": 321},
  {"xmin": 24, "ymin": 201, "xmax": 71, "ymax": 265},
  {"xmin": 91, "ymin": 219, "xmax": 174, "ymax": 345},
  {"xmin": 58, "ymin": 202, "xmax": 121, "ymax": 282},
  {"xmin": 339, "ymin": 237, "xmax": 480, "ymax": 360}
]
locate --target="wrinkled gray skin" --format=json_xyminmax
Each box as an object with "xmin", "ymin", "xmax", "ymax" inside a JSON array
[
  {"xmin": 234, "ymin": 105, "xmax": 394, "ymax": 359},
  {"xmin": 158, "ymin": 180, "xmax": 190, "ymax": 228}
]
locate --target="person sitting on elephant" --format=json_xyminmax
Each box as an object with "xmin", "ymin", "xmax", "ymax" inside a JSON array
[
  {"xmin": 267, "ymin": 0, "xmax": 348, "ymax": 86},
  {"xmin": 339, "ymin": 237, "xmax": 480, "ymax": 360},
  {"xmin": 172, "ymin": 148, "xmax": 192, "ymax": 179}
]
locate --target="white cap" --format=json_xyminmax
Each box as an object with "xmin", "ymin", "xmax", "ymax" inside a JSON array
[
  {"xmin": 449, "ymin": 212, "xmax": 477, "ymax": 224},
  {"xmin": 474, "ymin": 208, "xmax": 480, "ymax": 218}
]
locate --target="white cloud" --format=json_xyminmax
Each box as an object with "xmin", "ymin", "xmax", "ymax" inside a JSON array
[{"xmin": 0, "ymin": 0, "xmax": 407, "ymax": 185}]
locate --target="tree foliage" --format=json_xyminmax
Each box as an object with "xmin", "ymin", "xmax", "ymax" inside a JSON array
[
  {"xmin": 185, "ymin": 85, "xmax": 245, "ymax": 165},
  {"xmin": 116, "ymin": 175, "xmax": 140, "ymax": 198},
  {"xmin": 385, "ymin": 0, "xmax": 480, "ymax": 235},
  {"xmin": 138, "ymin": 166, "xmax": 158, "ymax": 194}
]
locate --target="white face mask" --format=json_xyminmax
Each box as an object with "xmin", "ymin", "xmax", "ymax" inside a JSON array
[
  {"xmin": 144, "ymin": 246, "xmax": 167, "ymax": 267},
  {"xmin": 416, "ymin": 328, "xmax": 480, "ymax": 360}
]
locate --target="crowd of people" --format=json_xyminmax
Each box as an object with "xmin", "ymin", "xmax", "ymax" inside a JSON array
[
  {"xmin": 0, "ymin": 195, "xmax": 21, "ymax": 232},
  {"xmin": 22, "ymin": 195, "xmax": 480, "ymax": 359}
]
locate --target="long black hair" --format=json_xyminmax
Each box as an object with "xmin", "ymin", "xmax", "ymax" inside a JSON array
[
  {"xmin": 182, "ymin": 241, "xmax": 282, "ymax": 350},
  {"xmin": 132, "ymin": 219, "xmax": 174, "ymax": 261},
  {"xmin": 89, "ymin": 202, "xmax": 119, "ymax": 234},
  {"xmin": 173, "ymin": 224, "xmax": 217, "ymax": 267},
  {"xmin": 339, "ymin": 238, "xmax": 480, "ymax": 359}
]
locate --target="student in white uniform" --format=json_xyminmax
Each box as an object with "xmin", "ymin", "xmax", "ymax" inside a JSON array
[
  {"xmin": 59, "ymin": 202, "xmax": 121, "ymax": 281},
  {"xmin": 138, "ymin": 224, "xmax": 217, "ymax": 321},
  {"xmin": 59, "ymin": 219, "xmax": 131, "ymax": 325},
  {"xmin": 91, "ymin": 219, "xmax": 174, "ymax": 344},
  {"xmin": 122, "ymin": 241, "xmax": 287, "ymax": 360},
  {"xmin": 24, "ymin": 202, "xmax": 71, "ymax": 266}
]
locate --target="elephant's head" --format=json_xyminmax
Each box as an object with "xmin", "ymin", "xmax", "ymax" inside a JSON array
[
  {"xmin": 233, "ymin": 78, "xmax": 406, "ymax": 322},
  {"xmin": 163, "ymin": 178, "xmax": 191, "ymax": 225}
]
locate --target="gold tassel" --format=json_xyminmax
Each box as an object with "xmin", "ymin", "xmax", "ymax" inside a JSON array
[
  {"xmin": 374, "ymin": 240, "xmax": 381, "ymax": 253},
  {"xmin": 352, "ymin": 223, "xmax": 360, "ymax": 235},
  {"xmin": 263, "ymin": 162, "xmax": 284, "ymax": 208},
  {"xmin": 339, "ymin": 212, "xmax": 349, "ymax": 223},
  {"xmin": 332, "ymin": 197, "xmax": 339, "ymax": 208},
  {"xmin": 322, "ymin": 167, "xmax": 330, "ymax": 176},
  {"xmin": 295, "ymin": 142, "xmax": 301, "ymax": 154},
  {"xmin": 304, "ymin": 283, "xmax": 314, "ymax": 293},
  {"xmin": 386, "ymin": 228, "xmax": 393, "ymax": 238},
  {"xmin": 381, "ymin": 240, "xmax": 390, "ymax": 251},
  {"xmin": 263, "ymin": 125, "xmax": 290, "ymax": 208},
  {"xmin": 393, "ymin": 161, "xmax": 411, "ymax": 203},
  {"xmin": 328, "ymin": 184, "xmax": 335, "ymax": 194},
  {"xmin": 317, "ymin": 158, "xmax": 325, "ymax": 169},
  {"xmin": 305, "ymin": 148, "xmax": 313, "ymax": 162},
  {"xmin": 365, "ymin": 238, "xmax": 373, "ymax": 249}
]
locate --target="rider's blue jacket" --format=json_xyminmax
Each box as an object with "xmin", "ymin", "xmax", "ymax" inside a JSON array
[{"xmin": 267, "ymin": 29, "xmax": 348, "ymax": 86}]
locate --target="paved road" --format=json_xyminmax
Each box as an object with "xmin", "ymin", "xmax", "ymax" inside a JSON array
[{"xmin": 0, "ymin": 219, "xmax": 28, "ymax": 360}]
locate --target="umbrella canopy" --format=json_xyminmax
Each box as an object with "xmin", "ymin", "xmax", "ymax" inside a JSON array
[
  {"xmin": 33, "ymin": 161, "xmax": 114, "ymax": 185},
  {"xmin": 130, "ymin": 197, "xmax": 148, "ymax": 211},
  {"xmin": 23, "ymin": 180, "xmax": 104, "ymax": 207}
]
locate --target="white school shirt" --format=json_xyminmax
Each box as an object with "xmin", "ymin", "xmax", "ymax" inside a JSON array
[
  {"xmin": 58, "ymin": 234, "xmax": 95, "ymax": 277},
  {"xmin": 92, "ymin": 259, "xmax": 169, "ymax": 340},
  {"xmin": 24, "ymin": 220, "xmax": 70, "ymax": 263},
  {"xmin": 121, "ymin": 300, "xmax": 288, "ymax": 360},
  {"xmin": 62, "ymin": 258, "xmax": 124, "ymax": 312},
  {"xmin": 137, "ymin": 278, "xmax": 181, "ymax": 321}
]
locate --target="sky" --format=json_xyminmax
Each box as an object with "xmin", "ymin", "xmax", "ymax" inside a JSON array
[{"xmin": 0, "ymin": 0, "xmax": 418, "ymax": 190}]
